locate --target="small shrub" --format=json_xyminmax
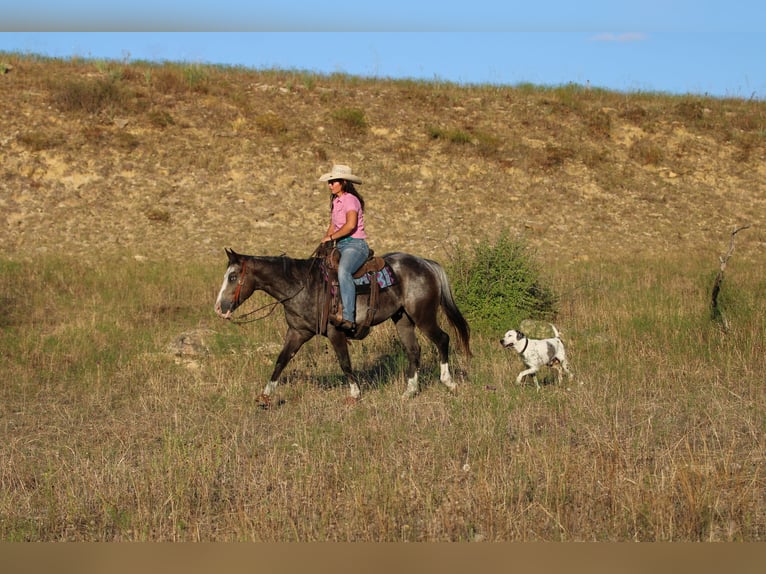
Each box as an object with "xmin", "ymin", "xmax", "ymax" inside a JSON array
[
  {"xmin": 81, "ymin": 126, "xmax": 107, "ymax": 144},
  {"xmin": 331, "ymin": 107, "xmax": 367, "ymax": 133},
  {"xmin": 151, "ymin": 67, "xmax": 187, "ymax": 95},
  {"xmin": 551, "ymin": 82, "xmax": 587, "ymax": 112},
  {"xmin": 586, "ymin": 110, "xmax": 612, "ymax": 139},
  {"xmin": 183, "ymin": 64, "xmax": 210, "ymax": 93},
  {"xmin": 581, "ymin": 146, "xmax": 611, "ymax": 170},
  {"xmin": 427, "ymin": 125, "xmax": 445, "ymax": 139},
  {"xmin": 448, "ymin": 232, "xmax": 558, "ymax": 334},
  {"xmin": 676, "ymin": 99, "xmax": 706, "ymax": 122},
  {"xmin": 51, "ymin": 77, "xmax": 130, "ymax": 114},
  {"xmin": 148, "ymin": 109, "xmax": 175, "ymax": 128},
  {"xmin": 113, "ymin": 131, "xmax": 140, "ymax": 151},
  {"xmin": 630, "ymin": 138, "xmax": 664, "ymax": 165},
  {"xmin": 427, "ymin": 125, "xmax": 472, "ymax": 145},
  {"xmin": 620, "ymin": 105, "xmax": 649, "ymax": 125},
  {"xmin": 300, "ymin": 74, "xmax": 316, "ymax": 90},
  {"xmin": 529, "ymin": 143, "xmax": 576, "ymax": 170},
  {"xmin": 254, "ymin": 112, "xmax": 288, "ymax": 135},
  {"xmin": 428, "ymin": 125, "xmax": 501, "ymax": 156},
  {"xmin": 17, "ymin": 131, "xmax": 65, "ymax": 151},
  {"xmin": 445, "ymin": 130, "xmax": 472, "ymax": 145},
  {"xmin": 731, "ymin": 132, "xmax": 758, "ymax": 163},
  {"xmin": 474, "ymin": 131, "xmax": 502, "ymax": 157},
  {"xmin": 145, "ymin": 207, "xmax": 170, "ymax": 223}
]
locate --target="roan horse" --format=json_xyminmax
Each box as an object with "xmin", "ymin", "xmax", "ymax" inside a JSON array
[{"xmin": 214, "ymin": 247, "xmax": 471, "ymax": 405}]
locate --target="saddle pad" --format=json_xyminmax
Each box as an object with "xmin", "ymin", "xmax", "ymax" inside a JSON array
[{"xmin": 353, "ymin": 264, "xmax": 396, "ymax": 289}]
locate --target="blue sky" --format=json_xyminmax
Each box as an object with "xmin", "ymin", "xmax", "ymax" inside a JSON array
[{"xmin": 1, "ymin": 2, "xmax": 763, "ymax": 99}]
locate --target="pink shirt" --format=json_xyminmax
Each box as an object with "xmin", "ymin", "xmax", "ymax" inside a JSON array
[{"xmin": 331, "ymin": 193, "xmax": 367, "ymax": 239}]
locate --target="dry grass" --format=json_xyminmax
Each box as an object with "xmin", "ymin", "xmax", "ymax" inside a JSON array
[
  {"xmin": 1, "ymin": 53, "xmax": 765, "ymax": 541},
  {"xmin": 0, "ymin": 252, "xmax": 763, "ymax": 541}
]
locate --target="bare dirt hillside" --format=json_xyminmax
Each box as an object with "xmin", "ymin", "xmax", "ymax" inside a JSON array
[{"xmin": 1, "ymin": 55, "xmax": 764, "ymax": 267}]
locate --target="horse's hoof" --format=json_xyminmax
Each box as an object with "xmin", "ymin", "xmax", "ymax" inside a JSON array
[{"xmin": 257, "ymin": 394, "xmax": 272, "ymax": 409}]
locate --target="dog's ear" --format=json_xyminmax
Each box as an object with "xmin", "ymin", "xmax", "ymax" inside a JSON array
[{"xmin": 517, "ymin": 331, "xmax": 525, "ymax": 339}]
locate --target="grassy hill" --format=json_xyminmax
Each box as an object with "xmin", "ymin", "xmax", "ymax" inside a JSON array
[
  {"xmin": 1, "ymin": 53, "xmax": 763, "ymax": 264},
  {"xmin": 1, "ymin": 53, "xmax": 765, "ymax": 542}
]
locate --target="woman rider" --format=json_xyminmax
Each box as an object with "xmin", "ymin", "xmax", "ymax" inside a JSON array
[{"xmin": 318, "ymin": 164, "xmax": 370, "ymax": 332}]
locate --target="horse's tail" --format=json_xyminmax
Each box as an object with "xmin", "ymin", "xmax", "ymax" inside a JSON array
[{"xmin": 426, "ymin": 259, "xmax": 472, "ymax": 358}]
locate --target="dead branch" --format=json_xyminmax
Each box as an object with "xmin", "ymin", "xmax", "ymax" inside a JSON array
[{"xmin": 710, "ymin": 224, "xmax": 750, "ymax": 331}]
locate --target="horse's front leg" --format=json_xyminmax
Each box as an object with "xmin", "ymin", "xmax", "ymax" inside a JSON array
[
  {"xmin": 259, "ymin": 328, "xmax": 313, "ymax": 407},
  {"xmin": 327, "ymin": 328, "xmax": 361, "ymax": 402},
  {"xmin": 393, "ymin": 314, "xmax": 421, "ymax": 398}
]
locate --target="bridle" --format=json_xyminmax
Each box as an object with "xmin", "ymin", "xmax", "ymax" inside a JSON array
[
  {"xmin": 231, "ymin": 258, "xmax": 248, "ymax": 308},
  {"xmin": 227, "ymin": 255, "xmax": 308, "ymax": 325}
]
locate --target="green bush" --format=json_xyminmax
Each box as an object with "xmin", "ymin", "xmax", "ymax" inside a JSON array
[
  {"xmin": 331, "ymin": 107, "xmax": 367, "ymax": 133},
  {"xmin": 448, "ymin": 232, "xmax": 558, "ymax": 334},
  {"xmin": 427, "ymin": 125, "xmax": 472, "ymax": 145}
]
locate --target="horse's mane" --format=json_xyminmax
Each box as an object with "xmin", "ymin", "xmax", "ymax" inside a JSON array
[{"xmin": 250, "ymin": 254, "xmax": 318, "ymax": 282}]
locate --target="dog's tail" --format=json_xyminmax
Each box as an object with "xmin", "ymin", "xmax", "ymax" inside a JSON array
[{"xmin": 550, "ymin": 323, "xmax": 561, "ymax": 339}]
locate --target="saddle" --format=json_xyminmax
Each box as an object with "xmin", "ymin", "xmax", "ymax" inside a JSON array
[
  {"xmin": 315, "ymin": 243, "xmax": 390, "ymax": 337},
  {"xmin": 325, "ymin": 247, "xmax": 386, "ymax": 278}
]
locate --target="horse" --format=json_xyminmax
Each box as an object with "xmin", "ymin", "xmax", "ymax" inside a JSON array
[{"xmin": 214, "ymin": 247, "xmax": 471, "ymax": 406}]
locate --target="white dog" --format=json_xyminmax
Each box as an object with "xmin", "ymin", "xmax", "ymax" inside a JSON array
[{"xmin": 500, "ymin": 324, "xmax": 572, "ymax": 390}]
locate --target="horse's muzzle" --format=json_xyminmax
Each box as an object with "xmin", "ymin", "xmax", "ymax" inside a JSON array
[{"xmin": 214, "ymin": 301, "xmax": 233, "ymax": 320}]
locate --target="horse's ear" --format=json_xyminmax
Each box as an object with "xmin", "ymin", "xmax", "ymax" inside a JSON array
[{"xmin": 225, "ymin": 247, "xmax": 238, "ymax": 264}]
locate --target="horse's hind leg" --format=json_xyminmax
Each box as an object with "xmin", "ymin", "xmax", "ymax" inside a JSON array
[
  {"xmin": 419, "ymin": 320, "xmax": 457, "ymax": 392},
  {"xmin": 393, "ymin": 312, "xmax": 421, "ymax": 398}
]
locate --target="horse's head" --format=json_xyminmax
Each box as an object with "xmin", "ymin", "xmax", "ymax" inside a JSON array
[{"xmin": 214, "ymin": 248, "xmax": 256, "ymax": 319}]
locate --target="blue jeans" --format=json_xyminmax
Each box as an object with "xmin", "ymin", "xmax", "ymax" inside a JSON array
[{"xmin": 336, "ymin": 238, "xmax": 369, "ymax": 323}]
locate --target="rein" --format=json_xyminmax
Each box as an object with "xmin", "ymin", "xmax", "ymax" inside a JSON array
[{"xmin": 229, "ymin": 298, "xmax": 290, "ymax": 324}]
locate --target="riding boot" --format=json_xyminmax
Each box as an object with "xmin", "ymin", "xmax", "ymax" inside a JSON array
[{"xmin": 330, "ymin": 302, "xmax": 344, "ymax": 326}]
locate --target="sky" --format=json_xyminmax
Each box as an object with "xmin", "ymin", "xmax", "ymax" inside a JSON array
[{"xmin": 1, "ymin": 2, "xmax": 764, "ymax": 99}]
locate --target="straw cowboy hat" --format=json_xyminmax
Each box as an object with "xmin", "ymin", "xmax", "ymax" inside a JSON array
[{"xmin": 318, "ymin": 164, "xmax": 363, "ymax": 184}]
